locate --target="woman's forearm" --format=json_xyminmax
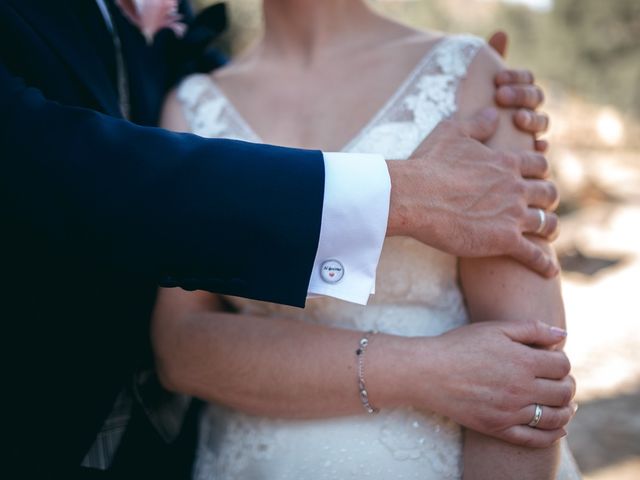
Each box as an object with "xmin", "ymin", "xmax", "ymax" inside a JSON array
[
  {"xmin": 151, "ymin": 289, "xmax": 415, "ymax": 418},
  {"xmin": 460, "ymin": 241, "xmax": 565, "ymax": 480},
  {"xmin": 152, "ymin": 286, "xmax": 573, "ymax": 451},
  {"xmin": 456, "ymin": 46, "xmax": 568, "ymax": 480}
]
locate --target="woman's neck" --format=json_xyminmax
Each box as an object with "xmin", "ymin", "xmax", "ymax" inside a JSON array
[{"xmin": 259, "ymin": 0, "xmax": 383, "ymax": 65}]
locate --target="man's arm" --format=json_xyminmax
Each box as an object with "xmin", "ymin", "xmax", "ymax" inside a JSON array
[
  {"xmin": 0, "ymin": 63, "xmax": 325, "ymax": 306},
  {"xmin": 388, "ymin": 108, "xmax": 560, "ymax": 277}
]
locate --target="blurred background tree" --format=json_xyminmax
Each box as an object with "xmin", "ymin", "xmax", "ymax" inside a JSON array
[{"xmin": 500, "ymin": 0, "xmax": 640, "ymax": 120}]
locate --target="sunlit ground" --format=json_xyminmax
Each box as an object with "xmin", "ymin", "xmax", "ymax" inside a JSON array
[{"xmin": 555, "ymin": 144, "xmax": 640, "ymax": 479}]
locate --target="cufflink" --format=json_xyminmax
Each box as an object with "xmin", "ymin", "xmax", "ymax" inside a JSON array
[{"xmin": 320, "ymin": 260, "xmax": 344, "ymax": 284}]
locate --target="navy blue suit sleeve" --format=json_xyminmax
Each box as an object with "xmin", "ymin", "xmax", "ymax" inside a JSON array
[{"xmin": 0, "ymin": 63, "xmax": 324, "ymax": 307}]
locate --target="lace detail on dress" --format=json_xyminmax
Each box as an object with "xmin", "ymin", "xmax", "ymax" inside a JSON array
[
  {"xmin": 344, "ymin": 34, "xmax": 484, "ymax": 159},
  {"xmin": 379, "ymin": 407, "xmax": 462, "ymax": 477},
  {"xmin": 177, "ymin": 74, "xmax": 260, "ymax": 141},
  {"xmin": 194, "ymin": 407, "xmax": 286, "ymax": 480},
  {"xmin": 178, "ymin": 34, "xmax": 582, "ymax": 480}
]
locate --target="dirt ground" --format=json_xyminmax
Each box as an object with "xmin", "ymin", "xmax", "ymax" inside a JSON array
[{"xmin": 553, "ymin": 147, "xmax": 640, "ymax": 480}]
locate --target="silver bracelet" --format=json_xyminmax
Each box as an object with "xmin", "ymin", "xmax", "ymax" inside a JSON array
[{"xmin": 356, "ymin": 330, "xmax": 379, "ymax": 414}]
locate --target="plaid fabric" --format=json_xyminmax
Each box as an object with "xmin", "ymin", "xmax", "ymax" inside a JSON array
[
  {"xmin": 81, "ymin": 388, "xmax": 133, "ymax": 470},
  {"xmin": 81, "ymin": 371, "xmax": 192, "ymax": 470}
]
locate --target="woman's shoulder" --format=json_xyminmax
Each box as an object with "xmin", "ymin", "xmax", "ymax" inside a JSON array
[
  {"xmin": 160, "ymin": 73, "xmax": 215, "ymax": 131},
  {"xmin": 382, "ymin": 24, "xmax": 491, "ymax": 77},
  {"xmin": 455, "ymin": 37, "xmax": 506, "ymax": 110},
  {"xmin": 172, "ymin": 73, "xmax": 216, "ymax": 107}
]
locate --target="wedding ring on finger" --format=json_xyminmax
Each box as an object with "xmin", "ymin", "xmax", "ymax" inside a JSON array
[
  {"xmin": 528, "ymin": 404, "xmax": 544, "ymax": 428},
  {"xmin": 535, "ymin": 208, "xmax": 548, "ymax": 235}
]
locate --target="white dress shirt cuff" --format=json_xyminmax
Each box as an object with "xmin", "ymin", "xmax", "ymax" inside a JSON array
[{"xmin": 308, "ymin": 152, "xmax": 390, "ymax": 305}]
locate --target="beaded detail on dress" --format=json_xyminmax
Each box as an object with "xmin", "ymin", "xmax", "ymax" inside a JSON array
[{"xmin": 176, "ymin": 34, "xmax": 581, "ymax": 480}]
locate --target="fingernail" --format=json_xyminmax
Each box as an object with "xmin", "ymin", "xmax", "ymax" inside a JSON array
[
  {"xmin": 550, "ymin": 326, "xmax": 568, "ymax": 338},
  {"xmin": 571, "ymin": 402, "xmax": 579, "ymax": 414},
  {"xmin": 481, "ymin": 107, "xmax": 498, "ymax": 121}
]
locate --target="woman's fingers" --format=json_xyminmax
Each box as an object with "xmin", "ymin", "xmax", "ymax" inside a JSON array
[
  {"xmin": 500, "ymin": 321, "xmax": 567, "ymax": 349},
  {"xmin": 499, "ymin": 425, "xmax": 567, "ymax": 449},
  {"xmin": 517, "ymin": 403, "xmax": 577, "ymax": 431},
  {"xmin": 488, "ymin": 31, "xmax": 508, "ymax": 58},
  {"xmin": 533, "ymin": 377, "xmax": 578, "ymax": 407},
  {"xmin": 531, "ymin": 349, "xmax": 572, "ymax": 380}
]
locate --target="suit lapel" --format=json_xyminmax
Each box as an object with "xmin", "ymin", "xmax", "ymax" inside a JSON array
[{"xmin": 8, "ymin": 0, "xmax": 122, "ymax": 117}]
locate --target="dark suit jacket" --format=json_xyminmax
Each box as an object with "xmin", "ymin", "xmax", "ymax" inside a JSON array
[{"xmin": 0, "ymin": 0, "xmax": 325, "ymax": 477}]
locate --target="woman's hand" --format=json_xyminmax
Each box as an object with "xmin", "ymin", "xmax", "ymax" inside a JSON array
[
  {"xmin": 489, "ymin": 31, "xmax": 550, "ymax": 153},
  {"xmin": 402, "ymin": 321, "xmax": 576, "ymax": 448}
]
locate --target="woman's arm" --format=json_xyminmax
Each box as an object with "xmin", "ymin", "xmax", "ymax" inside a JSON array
[
  {"xmin": 151, "ymin": 288, "xmax": 412, "ymax": 418},
  {"xmin": 152, "ymin": 284, "xmax": 572, "ymax": 448},
  {"xmin": 456, "ymin": 45, "xmax": 574, "ymax": 480}
]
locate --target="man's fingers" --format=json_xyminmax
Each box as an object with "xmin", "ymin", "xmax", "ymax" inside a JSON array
[
  {"xmin": 533, "ymin": 377, "xmax": 577, "ymax": 407},
  {"xmin": 523, "ymin": 208, "xmax": 559, "ymax": 239},
  {"xmin": 518, "ymin": 151, "xmax": 550, "ymax": 179},
  {"xmin": 531, "ymin": 350, "xmax": 572, "ymax": 380},
  {"xmin": 517, "ymin": 404, "xmax": 576, "ymax": 431},
  {"xmin": 500, "ymin": 425, "xmax": 566, "ymax": 449},
  {"xmin": 524, "ymin": 179, "xmax": 559, "ymax": 211},
  {"xmin": 495, "ymin": 68, "xmax": 535, "ymax": 86},
  {"xmin": 535, "ymin": 139, "xmax": 549, "ymax": 153},
  {"xmin": 488, "ymin": 31, "xmax": 508, "ymax": 58},
  {"xmin": 514, "ymin": 109, "xmax": 550, "ymax": 135},
  {"xmin": 459, "ymin": 108, "xmax": 499, "ymax": 141},
  {"xmin": 496, "ymin": 84, "xmax": 544, "ymax": 110},
  {"xmin": 510, "ymin": 237, "xmax": 560, "ymax": 278}
]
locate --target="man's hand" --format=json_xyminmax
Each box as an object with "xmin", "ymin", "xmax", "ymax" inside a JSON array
[
  {"xmin": 388, "ymin": 109, "xmax": 560, "ymax": 277},
  {"xmin": 488, "ymin": 31, "xmax": 550, "ymax": 153},
  {"xmin": 414, "ymin": 321, "xmax": 577, "ymax": 448}
]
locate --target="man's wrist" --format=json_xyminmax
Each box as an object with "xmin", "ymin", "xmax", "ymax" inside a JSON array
[{"xmin": 385, "ymin": 159, "xmax": 409, "ymax": 237}]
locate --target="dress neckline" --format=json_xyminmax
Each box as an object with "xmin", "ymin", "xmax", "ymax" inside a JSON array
[{"xmin": 203, "ymin": 35, "xmax": 451, "ymax": 151}]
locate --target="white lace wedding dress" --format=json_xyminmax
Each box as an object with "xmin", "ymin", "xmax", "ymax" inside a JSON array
[{"xmin": 176, "ymin": 34, "xmax": 581, "ymax": 480}]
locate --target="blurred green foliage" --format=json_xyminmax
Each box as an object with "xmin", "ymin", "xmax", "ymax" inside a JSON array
[
  {"xmin": 497, "ymin": 0, "xmax": 640, "ymax": 119},
  {"xmin": 194, "ymin": 0, "xmax": 640, "ymax": 118}
]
